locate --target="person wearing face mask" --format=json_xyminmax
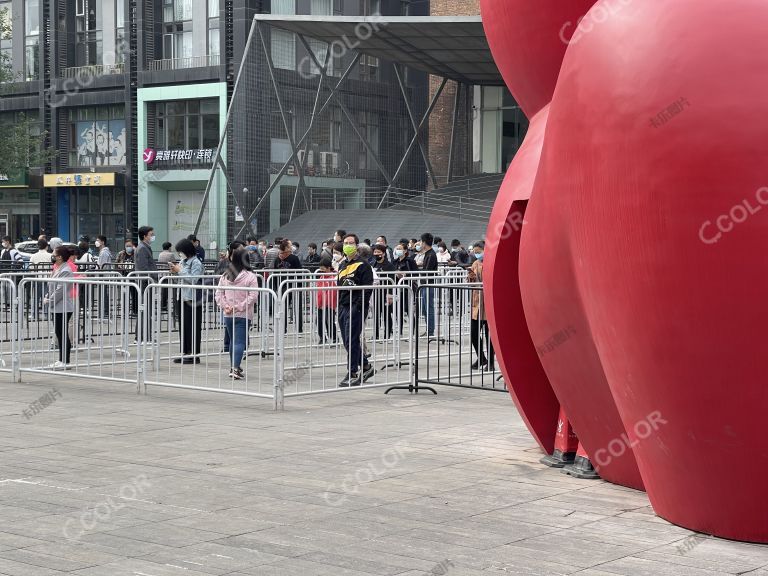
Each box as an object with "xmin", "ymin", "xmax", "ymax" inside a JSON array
[
  {"xmin": 116, "ymin": 240, "xmax": 135, "ymax": 264},
  {"xmin": 135, "ymin": 226, "xmax": 158, "ymax": 342},
  {"xmin": 93, "ymin": 235, "xmax": 113, "ymax": 319},
  {"xmin": 372, "ymin": 244, "xmax": 395, "ymax": 340},
  {"xmin": 467, "ymin": 241, "xmax": 495, "ymax": 370},
  {"xmin": 276, "ymin": 239, "xmax": 304, "ymax": 334},
  {"xmin": 44, "ymin": 246, "xmax": 76, "ymax": 370},
  {"xmin": 246, "ymin": 238, "xmax": 265, "ymax": 269},
  {"xmin": 303, "ymin": 243, "xmax": 321, "ymax": 266},
  {"xmin": 337, "ymin": 233, "xmax": 375, "ymax": 387},
  {"xmin": 375, "ymin": 236, "xmax": 393, "ymax": 264},
  {"xmin": 331, "ymin": 242, "xmax": 344, "ymax": 272},
  {"xmin": 436, "ymin": 242, "xmax": 451, "ymax": 265},
  {"xmin": 0, "ymin": 236, "xmax": 23, "ymax": 273},
  {"xmin": 392, "ymin": 242, "xmax": 417, "ymax": 334},
  {"xmin": 417, "ymin": 232, "xmax": 438, "ymax": 337},
  {"xmin": 169, "ymin": 238, "xmax": 205, "ymax": 363}
]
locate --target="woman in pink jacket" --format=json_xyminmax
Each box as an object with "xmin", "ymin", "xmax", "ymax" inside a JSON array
[{"xmin": 215, "ymin": 247, "xmax": 260, "ymax": 380}]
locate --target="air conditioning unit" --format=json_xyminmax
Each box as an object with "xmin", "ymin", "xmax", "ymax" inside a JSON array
[
  {"xmin": 319, "ymin": 152, "xmax": 339, "ymax": 175},
  {"xmin": 297, "ymin": 149, "xmax": 314, "ymax": 168}
]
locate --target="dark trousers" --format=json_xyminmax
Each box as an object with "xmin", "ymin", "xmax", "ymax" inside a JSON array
[
  {"xmin": 338, "ymin": 304, "xmax": 364, "ymax": 375},
  {"xmin": 284, "ymin": 292, "xmax": 304, "ymax": 333},
  {"xmin": 180, "ymin": 301, "xmax": 202, "ymax": 356},
  {"xmin": 374, "ymin": 300, "xmax": 393, "ymax": 340},
  {"xmin": 471, "ymin": 318, "xmax": 495, "ymax": 366},
  {"xmin": 317, "ymin": 307, "xmax": 337, "ymax": 343},
  {"xmin": 54, "ymin": 312, "xmax": 72, "ymax": 364}
]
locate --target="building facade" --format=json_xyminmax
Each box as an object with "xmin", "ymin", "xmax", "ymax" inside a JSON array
[{"xmin": 0, "ymin": 0, "xmax": 428, "ymax": 248}]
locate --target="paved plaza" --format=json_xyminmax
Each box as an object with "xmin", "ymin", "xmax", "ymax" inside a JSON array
[{"xmin": 1, "ymin": 375, "xmax": 767, "ymax": 576}]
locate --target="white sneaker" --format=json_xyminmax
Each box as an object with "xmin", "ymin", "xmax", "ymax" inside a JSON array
[{"xmin": 47, "ymin": 361, "xmax": 69, "ymax": 371}]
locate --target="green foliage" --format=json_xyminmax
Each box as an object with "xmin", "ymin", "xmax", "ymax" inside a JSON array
[{"xmin": 0, "ymin": 7, "xmax": 54, "ymax": 176}]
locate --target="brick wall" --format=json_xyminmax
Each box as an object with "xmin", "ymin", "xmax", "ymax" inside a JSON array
[{"xmin": 428, "ymin": 0, "xmax": 481, "ymax": 186}]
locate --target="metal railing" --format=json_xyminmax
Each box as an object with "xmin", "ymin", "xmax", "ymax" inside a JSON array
[
  {"xmin": 60, "ymin": 63, "xmax": 125, "ymax": 78},
  {"xmin": 148, "ymin": 54, "xmax": 221, "ymax": 71}
]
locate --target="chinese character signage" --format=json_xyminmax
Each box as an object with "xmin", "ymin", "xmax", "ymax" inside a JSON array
[
  {"xmin": 143, "ymin": 148, "xmax": 216, "ymax": 165},
  {"xmin": 0, "ymin": 172, "xmax": 30, "ymax": 188},
  {"xmin": 43, "ymin": 173, "xmax": 117, "ymax": 187}
]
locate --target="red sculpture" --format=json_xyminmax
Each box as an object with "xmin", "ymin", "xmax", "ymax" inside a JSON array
[{"xmin": 482, "ymin": 0, "xmax": 768, "ymax": 542}]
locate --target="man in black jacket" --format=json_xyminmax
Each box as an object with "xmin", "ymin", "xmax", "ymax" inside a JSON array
[
  {"xmin": 303, "ymin": 243, "xmax": 321, "ymax": 266},
  {"xmin": 418, "ymin": 232, "xmax": 438, "ymax": 337},
  {"xmin": 337, "ymin": 233, "xmax": 374, "ymax": 387},
  {"xmin": 135, "ymin": 226, "xmax": 158, "ymax": 342},
  {"xmin": 277, "ymin": 239, "xmax": 304, "ymax": 333},
  {"xmin": 372, "ymin": 244, "xmax": 396, "ymax": 339}
]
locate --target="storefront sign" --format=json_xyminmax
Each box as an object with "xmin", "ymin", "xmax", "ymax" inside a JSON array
[
  {"xmin": 0, "ymin": 173, "xmax": 30, "ymax": 188},
  {"xmin": 0, "ymin": 189, "xmax": 39, "ymax": 202},
  {"xmin": 143, "ymin": 148, "xmax": 215, "ymax": 165},
  {"xmin": 44, "ymin": 173, "xmax": 117, "ymax": 187}
]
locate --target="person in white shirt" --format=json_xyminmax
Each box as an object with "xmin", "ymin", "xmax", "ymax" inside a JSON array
[{"xmin": 30, "ymin": 239, "xmax": 52, "ymax": 267}]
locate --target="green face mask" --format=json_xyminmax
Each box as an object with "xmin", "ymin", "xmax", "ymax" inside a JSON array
[{"xmin": 343, "ymin": 244, "xmax": 357, "ymax": 258}]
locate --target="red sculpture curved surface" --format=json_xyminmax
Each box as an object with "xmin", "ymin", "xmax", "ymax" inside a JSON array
[
  {"xmin": 530, "ymin": 0, "xmax": 768, "ymax": 542},
  {"xmin": 481, "ymin": 0, "xmax": 601, "ymax": 457},
  {"xmin": 482, "ymin": 0, "xmax": 644, "ymax": 491},
  {"xmin": 485, "ymin": 0, "xmax": 768, "ymax": 542}
]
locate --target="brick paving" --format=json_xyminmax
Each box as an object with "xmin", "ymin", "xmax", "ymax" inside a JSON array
[{"xmin": 1, "ymin": 375, "xmax": 766, "ymax": 575}]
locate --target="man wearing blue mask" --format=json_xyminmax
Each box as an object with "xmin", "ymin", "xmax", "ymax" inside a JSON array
[{"xmin": 467, "ymin": 241, "xmax": 494, "ymax": 370}]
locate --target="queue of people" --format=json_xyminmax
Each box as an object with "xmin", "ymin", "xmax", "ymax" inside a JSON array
[{"xmin": 27, "ymin": 226, "xmax": 492, "ymax": 381}]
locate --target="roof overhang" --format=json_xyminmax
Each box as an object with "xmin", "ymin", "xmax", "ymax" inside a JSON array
[{"xmin": 253, "ymin": 15, "xmax": 504, "ymax": 86}]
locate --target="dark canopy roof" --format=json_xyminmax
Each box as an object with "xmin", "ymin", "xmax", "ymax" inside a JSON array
[{"xmin": 253, "ymin": 15, "xmax": 504, "ymax": 86}]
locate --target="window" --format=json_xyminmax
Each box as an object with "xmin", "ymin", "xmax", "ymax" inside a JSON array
[
  {"xmin": 163, "ymin": 0, "xmax": 193, "ymax": 61},
  {"xmin": 1, "ymin": 1, "xmax": 12, "ymax": 64},
  {"xmin": 155, "ymin": 99, "xmax": 219, "ymax": 151},
  {"xmin": 207, "ymin": 0, "xmax": 219, "ymax": 57},
  {"xmin": 69, "ymin": 106, "xmax": 126, "ymax": 167},
  {"xmin": 330, "ymin": 108, "xmax": 342, "ymax": 152},
  {"xmin": 363, "ymin": 0, "xmax": 380, "ymax": 15},
  {"xmin": 357, "ymin": 111, "xmax": 379, "ymax": 170},
  {"xmin": 271, "ymin": 0, "xmax": 295, "ymax": 70},
  {"xmin": 75, "ymin": 0, "xmax": 103, "ymax": 67},
  {"xmin": 115, "ymin": 0, "xmax": 126, "ymax": 64},
  {"xmin": 24, "ymin": 0, "xmax": 39, "ymax": 80}
]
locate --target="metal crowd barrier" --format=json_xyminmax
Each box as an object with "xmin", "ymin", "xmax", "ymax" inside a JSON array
[
  {"xmin": 412, "ymin": 283, "xmax": 504, "ymax": 392},
  {"xmin": 0, "ymin": 264, "xmax": 504, "ymax": 408}
]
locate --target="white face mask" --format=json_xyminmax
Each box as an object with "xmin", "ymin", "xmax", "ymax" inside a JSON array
[
  {"xmin": 178, "ymin": 253, "xmax": 186, "ymax": 260},
  {"xmin": 437, "ymin": 247, "xmax": 444, "ymax": 253},
  {"xmin": 95, "ymin": 241, "xmax": 102, "ymax": 248},
  {"xmin": 415, "ymin": 243, "xmax": 422, "ymax": 252},
  {"xmin": 333, "ymin": 253, "xmax": 342, "ymax": 262}
]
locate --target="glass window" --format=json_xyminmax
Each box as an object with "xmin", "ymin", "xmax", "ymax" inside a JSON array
[
  {"xmin": 71, "ymin": 107, "xmax": 126, "ymax": 167},
  {"xmin": 163, "ymin": 0, "xmax": 193, "ymax": 61},
  {"xmin": 154, "ymin": 98, "xmax": 219, "ymax": 153},
  {"xmin": 272, "ymin": 29, "xmax": 295, "ymax": 70},
  {"xmin": 1, "ymin": 1, "xmax": 12, "ymax": 61},
  {"xmin": 24, "ymin": 0, "xmax": 39, "ymax": 80},
  {"xmin": 74, "ymin": 0, "xmax": 102, "ymax": 67}
]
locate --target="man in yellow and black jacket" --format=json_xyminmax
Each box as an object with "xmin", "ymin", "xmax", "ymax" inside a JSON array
[{"xmin": 337, "ymin": 233, "xmax": 374, "ymax": 387}]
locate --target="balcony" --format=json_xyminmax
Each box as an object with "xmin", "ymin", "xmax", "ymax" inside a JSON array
[
  {"xmin": 148, "ymin": 55, "xmax": 220, "ymax": 72},
  {"xmin": 60, "ymin": 63, "xmax": 125, "ymax": 79}
]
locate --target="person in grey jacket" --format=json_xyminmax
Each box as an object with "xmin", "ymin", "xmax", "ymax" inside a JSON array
[
  {"xmin": 134, "ymin": 226, "xmax": 158, "ymax": 342},
  {"xmin": 45, "ymin": 245, "xmax": 76, "ymax": 369},
  {"xmin": 95, "ymin": 235, "xmax": 112, "ymax": 319},
  {"xmin": 134, "ymin": 226, "xmax": 158, "ymax": 273}
]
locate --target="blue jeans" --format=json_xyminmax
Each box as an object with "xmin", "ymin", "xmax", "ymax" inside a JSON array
[
  {"xmin": 420, "ymin": 287, "xmax": 435, "ymax": 336},
  {"xmin": 224, "ymin": 317, "xmax": 249, "ymax": 369}
]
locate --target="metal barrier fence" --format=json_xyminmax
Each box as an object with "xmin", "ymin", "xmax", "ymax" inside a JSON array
[
  {"xmin": 0, "ymin": 265, "xmax": 503, "ymax": 408},
  {"xmin": 412, "ymin": 283, "xmax": 504, "ymax": 393}
]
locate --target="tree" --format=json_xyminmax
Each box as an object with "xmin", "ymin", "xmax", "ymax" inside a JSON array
[{"xmin": 0, "ymin": 7, "xmax": 52, "ymax": 176}]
